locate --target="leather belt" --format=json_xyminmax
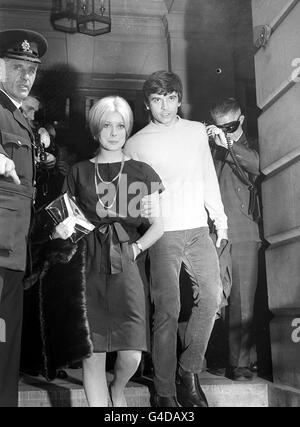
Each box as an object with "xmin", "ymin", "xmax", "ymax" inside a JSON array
[{"xmin": 0, "ymin": 180, "xmax": 35, "ymax": 200}]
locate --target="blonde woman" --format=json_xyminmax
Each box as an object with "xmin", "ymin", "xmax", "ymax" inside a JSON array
[{"xmin": 52, "ymin": 96, "xmax": 164, "ymax": 406}]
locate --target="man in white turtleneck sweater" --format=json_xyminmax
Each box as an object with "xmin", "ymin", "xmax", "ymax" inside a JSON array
[{"xmin": 125, "ymin": 71, "xmax": 228, "ymax": 408}]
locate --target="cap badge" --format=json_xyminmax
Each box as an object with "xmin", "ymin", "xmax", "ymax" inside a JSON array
[{"xmin": 21, "ymin": 40, "xmax": 33, "ymax": 53}]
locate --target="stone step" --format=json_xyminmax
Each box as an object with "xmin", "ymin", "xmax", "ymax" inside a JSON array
[
  {"xmin": 19, "ymin": 370, "xmax": 149, "ymax": 407},
  {"xmin": 19, "ymin": 369, "xmax": 291, "ymax": 407}
]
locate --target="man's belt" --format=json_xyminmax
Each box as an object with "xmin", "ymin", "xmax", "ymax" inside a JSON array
[{"xmin": 0, "ymin": 179, "xmax": 35, "ymax": 200}]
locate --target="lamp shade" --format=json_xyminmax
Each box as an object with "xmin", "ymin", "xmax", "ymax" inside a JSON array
[
  {"xmin": 50, "ymin": 0, "xmax": 111, "ymax": 36},
  {"xmin": 51, "ymin": 0, "xmax": 78, "ymax": 33}
]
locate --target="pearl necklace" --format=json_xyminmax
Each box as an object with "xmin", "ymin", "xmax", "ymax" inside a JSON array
[{"xmin": 94, "ymin": 154, "xmax": 125, "ymax": 210}]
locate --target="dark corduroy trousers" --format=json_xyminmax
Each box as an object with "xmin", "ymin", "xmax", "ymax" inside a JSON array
[{"xmin": 149, "ymin": 227, "xmax": 222, "ymax": 397}]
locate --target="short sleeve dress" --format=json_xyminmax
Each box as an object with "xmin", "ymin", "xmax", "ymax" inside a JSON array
[{"xmin": 63, "ymin": 158, "xmax": 163, "ymax": 353}]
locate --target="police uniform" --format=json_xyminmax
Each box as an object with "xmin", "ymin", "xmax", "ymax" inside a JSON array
[{"xmin": 0, "ymin": 29, "xmax": 47, "ymax": 407}]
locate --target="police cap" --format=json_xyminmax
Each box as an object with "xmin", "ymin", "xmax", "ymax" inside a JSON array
[{"xmin": 0, "ymin": 29, "xmax": 48, "ymax": 64}]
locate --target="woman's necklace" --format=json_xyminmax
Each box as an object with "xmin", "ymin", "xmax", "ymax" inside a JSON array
[
  {"xmin": 95, "ymin": 154, "xmax": 125, "ymax": 184},
  {"xmin": 94, "ymin": 154, "xmax": 125, "ymax": 210}
]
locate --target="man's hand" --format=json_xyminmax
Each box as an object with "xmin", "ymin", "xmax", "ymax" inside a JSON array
[
  {"xmin": 37, "ymin": 127, "xmax": 51, "ymax": 149},
  {"xmin": 206, "ymin": 125, "xmax": 228, "ymax": 149},
  {"xmin": 0, "ymin": 154, "xmax": 21, "ymax": 185},
  {"xmin": 216, "ymin": 228, "xmax": 228, "ymax": 248},
  {"xmin": 37, "ymin": 153, "xmax": 56, "ymax": 170},
  {"xmin": 141, "ymin": 193, "xmax": 160, "ymax": 218},
  {"xmin": 56, "ymin": 160, "xmax": 71, "ymax": 177}
]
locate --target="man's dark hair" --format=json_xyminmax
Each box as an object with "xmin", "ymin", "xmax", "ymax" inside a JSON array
[
  {"xmin": 210, "ymin": 97, "xmax": 241, "ymax": 118},
  {"xmin": 143, "ymin": 70, "xmax": 183, "ymax": 104}
]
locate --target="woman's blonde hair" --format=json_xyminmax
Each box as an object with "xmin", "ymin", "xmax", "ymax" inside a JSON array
[{"xmin": 88, "ymin": 96, "xmax": 134, "ymax": 140}]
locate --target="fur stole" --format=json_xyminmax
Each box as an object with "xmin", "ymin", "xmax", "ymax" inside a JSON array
[{"xmin": 37, "ymin": 238, "xmax": 93, "ymax": 380}]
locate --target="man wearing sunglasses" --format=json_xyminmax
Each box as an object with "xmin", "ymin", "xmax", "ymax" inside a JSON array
[{"xmin": 206, "ymin": 98, "xmax": 261, "ymax": 381}]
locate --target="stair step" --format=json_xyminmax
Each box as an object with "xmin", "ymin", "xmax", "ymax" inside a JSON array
[
  {"xmin": 18, "ymin": 370, "xmax": 278, "ymax": 407},
  {"xmin": 19, "ymin": 371, "xmax": 149, "ymax": 407}
]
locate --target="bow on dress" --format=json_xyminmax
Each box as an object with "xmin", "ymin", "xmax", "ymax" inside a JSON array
[{"xmin": 98, "ymin": 222, "xmax": 130, "ymax": 274}]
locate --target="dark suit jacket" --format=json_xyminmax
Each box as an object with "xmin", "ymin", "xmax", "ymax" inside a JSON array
[
  {"xmin": 213, "ymin": 133, "xmax": 260, "ymax": 243},
  {"xmin": 0, "ymin": 90, "xmax": 35, "ymax": 271}
]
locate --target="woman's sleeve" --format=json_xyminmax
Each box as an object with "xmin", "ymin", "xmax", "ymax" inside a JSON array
[
  {"xmin": 141, "ymin": 162, "xmax": 164, "ymax": 195},
  {"xmin": 62, "ymin": 165, "xmax": 77, "ymax": 197}
]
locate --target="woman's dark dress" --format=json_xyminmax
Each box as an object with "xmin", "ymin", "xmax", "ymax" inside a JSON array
[{"xmin": 63, "ymin": 159, "xmax": 162, "ymax": 352}]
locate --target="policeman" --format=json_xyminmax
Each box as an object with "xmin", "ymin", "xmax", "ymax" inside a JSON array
[{"xmin": 0, "ymin": 29, "xmax": 48, "ymax": 407}]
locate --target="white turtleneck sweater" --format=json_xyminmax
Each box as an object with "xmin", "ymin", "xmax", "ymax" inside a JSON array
[{"xmin": 125, "ymin": 117, "xmax": 227, "ymax": 232}]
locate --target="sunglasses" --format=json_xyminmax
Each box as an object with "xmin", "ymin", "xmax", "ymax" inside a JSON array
[{"xmin": 217, "ymin": 115, "xmax": 241, "ymax": 134}]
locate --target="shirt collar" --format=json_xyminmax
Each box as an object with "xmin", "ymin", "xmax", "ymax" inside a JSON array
[
  {"xmin": 233, "ymin": 129, "xmax": 244, "ymax": 142},
  {"xmin": 0, "ymin": 89, "xmax": 22, "ymax": 110}
]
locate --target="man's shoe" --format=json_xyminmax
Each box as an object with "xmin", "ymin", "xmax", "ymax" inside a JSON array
[
  {"xmin": 56, "ymin": 369, "xmax": 68, "ymax": 379},
  {"xmin": 228, "ymin": 366, "xmax": 253, "ymax": 381},
  {"xmin": 249, "ymin": 361, "xmax": 258, "ymax": 373},
  {"xmin": 207, "ymin": 366, "xmax": 226, "ymax": 377},
  {"xmin": 19, "ymin": 369, "xmax": 40, "ymax": 377},
  {"xmin": 176, "ymin": 370, "xmax": 208, "ymax": 407},
  {"xmin": 153, "ymin": 394, "xmax": 180, "ymax": 407}
]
